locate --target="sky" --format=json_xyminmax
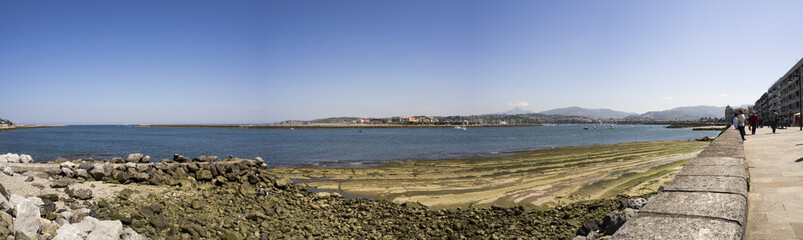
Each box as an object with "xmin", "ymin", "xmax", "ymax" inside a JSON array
[{"xmin": 2, "ymin": 0, "xmax": 803, "ymax": 124}]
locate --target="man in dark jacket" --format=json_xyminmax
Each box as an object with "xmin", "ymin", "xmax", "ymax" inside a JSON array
[{"xmin": 749, "ymin": 113, "xmax": 759, "ymax": 135}]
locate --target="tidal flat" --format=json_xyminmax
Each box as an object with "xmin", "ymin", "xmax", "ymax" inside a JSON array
[{"xmin": 268, "ymin": 141, "xmax": 709, "ymax": 209}]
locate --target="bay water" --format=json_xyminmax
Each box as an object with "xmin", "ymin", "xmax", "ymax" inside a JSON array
[{"xmin": 0, "ymin": 125, "xmax": 718, "ymax": 167}]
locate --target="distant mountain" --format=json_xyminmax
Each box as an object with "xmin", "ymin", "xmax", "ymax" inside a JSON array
[
  {"xmin": 499, "ymin": 107, "xmax": 534, "ymax": 115},
  {"xmin": 628, "ymin": 105, "xmax": 746, "ymax": 120},
  {"xmin": 539, "ymin": 107, "xmax": 637, "ymax": 119}
]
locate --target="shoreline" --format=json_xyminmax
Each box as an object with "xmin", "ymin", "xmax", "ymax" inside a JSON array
[
  {"xmin": 0, "ymin": 125, "xmax": 67, "ymax": 132},
  {"xmin": 135, "ymin": 123, "xmax": 543, "ymax": 129}
]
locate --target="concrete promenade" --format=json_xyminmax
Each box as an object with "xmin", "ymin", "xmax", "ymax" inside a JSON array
[
  {"xmin": 745, "ymin": 126, "xmax": 803, "ymax": 239},
  {"xmin": 613, "ymin": 128, "xmax": 748, "ymax": 239}
]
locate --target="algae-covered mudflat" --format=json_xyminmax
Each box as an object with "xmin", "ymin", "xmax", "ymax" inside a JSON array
[{"xmin": 268, "ymin": 141, "xmax": 709, "ymax": 209}]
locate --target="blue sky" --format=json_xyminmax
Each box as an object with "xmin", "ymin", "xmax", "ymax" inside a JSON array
[{"xmin": 2, "ymin": 0, "xmax": 802, "ymax": 124}]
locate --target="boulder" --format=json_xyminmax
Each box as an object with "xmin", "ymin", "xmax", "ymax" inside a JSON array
[
  {"xmin": 274, "ymin": 177, "xmax": 292, "ymax": 189},
  {"xmin": 0, "ymin": 184, "xmax": 8, "ymax": 198},
  {"xmin": 0, "ymin": 211, "xmax": 12, "ymax": 231},
  {"xmin": 23, "ymin": 176, "xmax": 33, "ymax": 182},
  {"xmin": 59, "ymin": 162, "xmax": 76, "ymax": 169},
  {"xmin": 122, "ymin": 227, "xmax": 146, "ymax": 240},
  {"xmin": 125, "ymin": 162, "xmax": 137, "ymax": 169},
  {"xmin": 140, "ymin": 155, "xmax": 150, "ymax": 163},
  {"xmin": 132, "ymin": 172, "xmax": 150, "ymax": 182},
  {"xmin": 126, "ymin": 153, "xmax": 143, "ymax": 163},
  {"xmin": 196, "ymin": 170, "xmax": 213, "ymax": 181},
  {"xmin": 39, "ymin": 198, "xmax": 56, "ymax": 217},
  {"xmin": 603, "ymin": 208, "xmax": 637, "ymax": 235},
  {"xmin": 314, "ymin": 192, "xmax": 331, "ymax": 199},
  {"xmin": 73, "ymin": 216, "xmax": 99, "ymax": 235},
  {"xmin": 56, "ymin": 223, "xmax": 87, "ymax": 240},
  {"xmin": 2, "ymin": 167, "xmax": 12, "ymax": 176},
  {"xmin": 77, "ymin": 162, "xmax": 94, "ymax": 171},
  {"xmin": 0, "ymin": 195, "xmax": 11, "ymax": 213},
  {"xmin": 50, "ymin": 179, "xmax": 74, "ymax": 188},
  {"xmin": 75, "ymin": 169, "xmax": 90, "ymax": 179},
  {"xmin": 8, "ymin": 195, "xmax": 25, "ymax": 208},
  {"xmin": 90, "ymin": 163, "xmax": 106, "ymax": 179},
  {"xmin": 61, "ymin": 167, "xmax": 75, "ymax": 178},
  {"xmin": 3, "ymin": 154, "xmax": 20, "ymax": 163},
  {"xmin": 111, "ymin": 157, "xmax": 124, "ymax": 164},
  {"xmin": 193, "ymin": 156, "xmax": 221, "ymax": 162},
  {"xmin": 13, "ymin": 198, "xmax": 41, "ymax": 236},
  {"xmin": 86, "ymin": 220, "xmax": 123, "ymax": 240},
  {"xmin": 40, "ymin": 218, "xmax": 58, "ymax": 236},
  {"xmin": 625, "ymin": 198, "xmax": 649, "ymax": 209},
  {"xmin": 70, "ymin": 188, "xmax": 93, "ymax": 200},
  {"xmin": 173, "ymin": 154, "xmax": 191, "ymax": 163},
  {"xmin": 19, "ymin": 154, "xmax": 33, "ymax": 163},
  {"xmin": 56, "ymin": 211, "xmax": 75, "ymax": 226}
]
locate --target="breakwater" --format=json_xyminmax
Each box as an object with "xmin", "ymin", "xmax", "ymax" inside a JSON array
[{"xmin": 612, "ymin": 128, "xmax": 747, "ymax": 239}]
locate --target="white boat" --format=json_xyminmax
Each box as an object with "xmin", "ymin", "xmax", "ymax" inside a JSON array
[
  {"xmin": 290, "ymin": 128, "xmax": 295, "ymax": 131},
  {"xmin": 454, "ymin": 126, "xmax": 462, "ymax": 129}
]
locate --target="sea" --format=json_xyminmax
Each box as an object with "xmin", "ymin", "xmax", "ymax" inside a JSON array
[{"xmin": 0, "ymin": 125, "xmax": 719, "ymax": 167}]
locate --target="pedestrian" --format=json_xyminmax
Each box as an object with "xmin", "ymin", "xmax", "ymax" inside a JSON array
[
  {"xmin": 749, "ymin": 113, "xmax": 759, "ymax": 135},
  {"xmin": 737, "ymin": 109, "xmax": 746, "ymax": 141},
  {"xmin": 771, "ymin": 110, "xmax": 779, "ymax": 133}
]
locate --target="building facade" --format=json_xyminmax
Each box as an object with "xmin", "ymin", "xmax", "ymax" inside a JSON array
[{"xmin": 753, "ymin": 58, "xmax": 803, "ymax": 125}]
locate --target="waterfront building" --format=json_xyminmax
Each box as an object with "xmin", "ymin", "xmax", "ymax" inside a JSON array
[{"xmin": 753, "ymin": 58, "xmax": 803, "ymax": 125}]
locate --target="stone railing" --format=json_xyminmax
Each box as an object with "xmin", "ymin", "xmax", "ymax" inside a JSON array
[{"xmin": 612, "ymin": 128, "xmax": 748, "ymax": 239}]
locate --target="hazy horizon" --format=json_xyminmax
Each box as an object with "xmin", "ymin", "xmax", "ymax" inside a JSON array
[{"xmin": 2, "ymin": 1, "xmax": 801, "ymax": 125}]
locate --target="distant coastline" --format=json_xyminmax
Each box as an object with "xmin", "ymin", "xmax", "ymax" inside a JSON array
[
  {"xmin": 0, "ymin": 125, "xmax": 67, "ymax": 132},
  {"xmin": 135, "ymin": 123, "xmax": 544, "ymax": 129}
]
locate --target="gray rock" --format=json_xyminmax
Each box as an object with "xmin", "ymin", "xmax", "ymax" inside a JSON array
[
  {"xmin": 314, "ymin": 192, "xmax": 331, "ymax": 199},
  {"xmin": 86, "ymin": 220, "xmax": 123, "ymax": 240},
  {"xmin": 77, "ymin": 162, "xmax": 94, "ymax": 172},
  {"xmin": 2, "ymin": 154, "xmax": 20, "ymax": 163},
  {"xmin": 2, "ymin": 167, "xmax": 12, "ymax": 176},
  {"xmin": 603, "ymin": 208, "xmax": 636, "ymax": 235},
  {"xmin": 132, "ymin": 172, "xmax": 150, "ymax": 182},
  {"xmin": 111, "ymin": 157, "xmax": 125, "ymax": 164},
  {"xmin": 8, "ymin": 194, "xmax": 25, "ymax": 208},
  {"xmin": 59, "ymin": 162, "xmax": 76, "ymax": 169},
  {"xmin": 56, "ymin": 223, "xmax": 87, "ymax": 240},
  {"xmin": 74, "ymin": 169, "xmax": 90, "ymax": 179},
  {"xmin": 125, "ymin": 162, "xmax": 137, "ymax": 169},
  {"xmin": 40, "ymin": 218, "xmax": 58, "ymax": 237},
  {"xmin": 56, "ymin": 211, "xmax": 74, "ymax": 226},
  {"xmin": 122, "ymin": 227, "xmax": 146, "ymax": 240},
  {"xmin": 19, "ymin": 154, "xmax": 32, "ymax": 163},
  {"xmin": 51, "ymin": 179, "xmax": 74, "ymax": 188},
  {"xmin": 275, "ymin": 177, "xmax": 292, "ymax": 189},
  {"xmin": 90, "ymin": 163, "xmax": 106, "ymax": 179},
  {"xmin": 140, "ymin": 155, "xmax": 150, "ymax": 163},
  {"xmin": 571, "ymin": 236, "xmax": 587, "ymax": 240},
  {"xmin": 23, "ymin": 176, "xmax": 33, "ymax": 182},
  {"xmin": 61, "ymin": 167, "xmax": 75, "ymax": 178},
  {"xmin": 0, "ymin": 211, "xmax": 12, "ymax": 232},
  {"xmin": 0, "ymin": 195, "xmax": 11, "ymax": 213},
  {"xmin": 73, "ymin": 216, "xmax": 99, "ymax": 235},
  {"xmin": 625, "ymin": 198, "xmax": 649, "ymax": 209},
  {"xmin": 13, "ymin": 198, "xmax": 41, "ymax": 236},
  {"xmin": 70, "ymin": 188, "xmax": 93, "ymax": 200},
  {"xmin": 173, "ymin": 154, "xmax": 191, "ymax": 163},
  {"xmin": 126, "ymin": 153, "xmax": 143, "ymax": 163},
  {"xmin": 193, "ymin": 156, "xmax": 221, "ymax": 162}
]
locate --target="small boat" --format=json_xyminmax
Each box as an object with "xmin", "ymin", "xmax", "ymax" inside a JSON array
[
  {"xmin": 593, "ymin": 125, "xmax": 597, "ymax": 129},
  {"xmin": 454, "ymin": 126, "xmax": 462, "ymax": 130},
  {"xmin": 290, "ymin": 128, "xmax": 295, "ymax": 131},
  {"xmin": 461, "ymin": 125, "xmax": 467, "ymax": 131},
  {"xmin": 583, "ymin": 127, "xmax": 589, "ymax": 130}
]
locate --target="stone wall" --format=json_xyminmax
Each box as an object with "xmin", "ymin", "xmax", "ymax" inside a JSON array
[{"xmin": 612, "ymin": 128, "xmax": 748, "ymax": 239}]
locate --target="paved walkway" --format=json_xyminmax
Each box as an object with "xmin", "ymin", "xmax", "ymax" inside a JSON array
[{"xmin": 745, "ymin": 126, "xmax": 803, "ymax": 239}]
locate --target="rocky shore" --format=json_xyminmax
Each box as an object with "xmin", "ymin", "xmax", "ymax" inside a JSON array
[{"xmin": 0, "ymin": 152, "xmax": 654, "ymax": 239}]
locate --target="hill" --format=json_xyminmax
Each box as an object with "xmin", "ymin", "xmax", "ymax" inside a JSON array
[
  {"xmin": 499, "ymin": 107, "xmax": 534, "ymax": 115},
  {"xmin": 627, "ymin": 105, "xmax": 741, "ymax": 120},
  {"xmin": 309, "ymin": 117, "xmax": 361, "ymax": 124},
  {"xmin": 539, "ymin": 107, "xmax": 636, "ymax": 119}
]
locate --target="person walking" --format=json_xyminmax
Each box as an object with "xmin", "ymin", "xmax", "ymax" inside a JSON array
[
  {"xmin": 749, "ymin": 113, "xmax": 759, "ymax": 135},
  {"xmin": 771, "ymin": 110, "xmax": 779, "ymax": 133},
  {"xmin": 737, "ymin": 109, "xmax": 746, "ymax": 141}
]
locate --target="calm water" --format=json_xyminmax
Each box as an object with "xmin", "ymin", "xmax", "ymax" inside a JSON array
[{"xmin": 0, "ymin": 125, "xmax": 718, "ymax": 167}]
